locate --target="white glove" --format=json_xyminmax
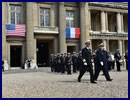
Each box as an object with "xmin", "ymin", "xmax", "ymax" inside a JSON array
[
  {"xmin": 100, "ymin": 62, "xmax": 104, "ymax": 66},
  {"xmin": 92, "ymin": 63, "xmax": 94, "ymax": 66},
  {"xmin": 84, "ymin": 63, "xmax": 87, "ymax": 66}
]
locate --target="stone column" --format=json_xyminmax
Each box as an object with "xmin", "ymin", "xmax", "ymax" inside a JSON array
[
  {"xmin": 105, "ymin": 12, "xmax": 108, "ymax": 32},
  {"xmin": 118, "ymin": 40, "xmax": 123, "ymax": 57},
  {"xmin": 50, "ymin": 5, "xmax": 55, "ymax": 27},
  {"xmin": 2, "ymin": 2, "xmax": 9, "ymax": 70},
  {"xmin": 2, "ymin": 2, "xmax": 7, "ymax": 61},
  {"xmin": 80, "ymin": 2, "xmax": 90, "ymax": 49},
  {"xmin": 106, "ymin": 39, "xmax": 109, "ymax": 51},
  {"xmin": 53, "ymin": 38, "xmax": 58, "ymax": 54},
  {"xmin": 101, "ymin": 11, "xmax": 106, "ymax": 33},
  {"xmin": 89, "ymin": 10, "xmax": 92, "ymax": 31},
  {"xmin": 117, "ymin": 12, "xmax": 122, "ymax": 33},
  {"xmin": 26, "ymin": 2, "xmax": 35, "ymax": 60},
  {"xmin": 59, "ymin": 2, "xmax": 67, "ymax": 53},
  {"xmin": 102, "ymin": 39, "xmax": 107, "ymax": 50},
  {"xmin": 121, "ymin": 13, "xmax": 124, "ymax": 33}
]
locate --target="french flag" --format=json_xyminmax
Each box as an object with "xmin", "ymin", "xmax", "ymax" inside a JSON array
[{"xmin": 66, "ymin": 28, "xmax": 80, "ymax": 39}]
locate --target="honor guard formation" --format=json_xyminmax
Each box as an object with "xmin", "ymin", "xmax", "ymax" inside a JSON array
[{"xmin": 49, "ymin": 40, "xmax": 128, "ymax": 84}]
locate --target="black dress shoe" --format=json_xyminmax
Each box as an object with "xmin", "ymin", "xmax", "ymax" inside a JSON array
[
  {"xmin": 107, "ymin": 79, "xmax": 113, "ymax": 81},
  {"xmin": 91, "ymin": 81, "xmax": 97, "ymax": 84},
  {"xmin": 78, "ymin": 78, "xmax": 81, "ymax": 82}
]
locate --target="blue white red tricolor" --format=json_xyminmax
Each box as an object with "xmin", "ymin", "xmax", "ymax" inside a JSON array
[{"xmin": 66, "ymin": 28, "xmax": 80, "ymax": 39}]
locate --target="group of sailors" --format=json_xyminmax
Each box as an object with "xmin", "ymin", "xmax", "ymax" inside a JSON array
[
  {"xmin": 49, "ymin": 40, "xmax": 128, "ymax": 83},
  {"xmin": 50, "ymin": 51, "xmax": 82, "ymax": 75}
]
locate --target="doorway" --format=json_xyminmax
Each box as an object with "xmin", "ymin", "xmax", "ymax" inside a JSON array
[
  {"xmin": 67, "ymin": 46, "xmax": 76, "ymax": 54},
  {"xmin": 10, "ymin": 46, "xmax": 22, "ymax": 67},
  {"xmin": 37, "ymin": 41, "xmax": 49, "ymax": 67}
]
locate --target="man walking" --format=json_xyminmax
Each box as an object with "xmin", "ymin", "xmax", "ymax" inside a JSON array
[
  {"xmin": 78, "ymin": 40, "xmax": 96, "ymax": 83},
  {"xmin": 94, "ymin": 43, "xmax": 112, "ymax": 81}
]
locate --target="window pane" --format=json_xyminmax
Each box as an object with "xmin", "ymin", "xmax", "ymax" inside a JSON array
[
  {"xmin": 16, "ymin": 12, "xmax": 21, "ymax": 24},
  {"xmin": 40, "ymin": 8, "xmax": 50, "ymax": 26},
  {"xmin": 66, "ymin": 11, "xmax": 75, "ymax": 27},
  {"xmin": 10, "ymin": 6, "xmax": 15, "ymax": 11},
  {"xmin": 11, "ymin": 12, "xmax": 15, "ymax": 24},
  {"xmin": 10, "ymin": 5, "xmax": 22, "ymax": 24},
  {"xmin": 40, "ymin": 15, "xmax": 44, "ymax": 26}
]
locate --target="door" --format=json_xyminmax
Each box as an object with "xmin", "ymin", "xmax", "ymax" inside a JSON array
[
  {"xmin": 10, "ymin": 46, "xmax": 22, "ymax": 67},
  {"xmin": 37, "ymin": 41, "xmax": 49, "ymax": 67}
]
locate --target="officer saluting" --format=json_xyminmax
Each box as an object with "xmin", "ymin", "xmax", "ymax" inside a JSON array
[
  {"xmin": 78, "ymin": 40, "xmax": 96, "ymax": 83},
  {"xmin": 94, "ymin": 43, "xmax": 113, "ymax": 81}
]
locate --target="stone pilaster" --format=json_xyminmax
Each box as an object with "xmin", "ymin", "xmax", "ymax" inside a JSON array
[
  {"xmin": 53, "ymin": 38, "xmax": 58, "ymax": 54},
  {"xmin": 105, "ymin": 12, "xmax": 108, "ymax": 32},
  {"xmin": 117, "ymin": 12, "xmax": 122, "ymax": 33},
  {"xmin": 50, "ymin": 5, "xmax": 55, "ymax": 27},
  {"xmin": 26, "ymin": 2, "xmax": 35, "ymax": 59},
  {"xmin": 80, "ymin": 2, "xmax": 90, "ymax": 49},
  {"xmin": 2, "ymin": 2, "xmax": 9, "ymax": 70},
  {"xmin": 2, "ymin": 2, "xmax": 7, "ymax": 61},
  {"xmin": 118, "ymin": 40, "xmax": 123, "ymax": 57},
  {"xmin": 102, "ymin": 39, "xmax": 107, "ymax": 50},
  {"xmin": 101, "ymin": 11, "xmax": 106, "ymax": 33},
  {"xmin": 59, "ymin": 2, "xmax": 67, "ymax": 53},
  {"xmin": 121, "ymin": 13, "xmax": 124, "ymax": 33},
  {"xmin": 89, "ymin": 10, "xmax": 92, "ymax": 31}
]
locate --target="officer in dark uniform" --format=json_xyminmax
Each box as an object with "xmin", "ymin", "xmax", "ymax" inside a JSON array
[
  {"xmin": 72, "ymin": 52, "xmax": 78, "ymax": 73},
  {"xmin": 114, "ymin": 49, "xmax": 121, "ymax": 71},
  {"xmin": 54, "ymin": 54, "xmax": 57, "ymax": 72},
  {"xmin": 77, "ymin": 51, "xmax": 82, "ymax": 71},
  {"xmin": 50, "ymin": 54, "xmax": 54, "ymax": 72},
  {"xmin": 60, "ymin": 53, "xmax": 65, "ymax": 73},
  {"xmin": 66, "ymin": 53, "xmax": 72, "ymax": 75},
  {"xmin": 64, "ymin": 53, "xmax": 67, "ymax": 72},
  {"xmin": 94, "ymin": 43, "xmax": 112, "ymax": 81},
  {"xmin": 56, "ymin": 53, "xmax": 61, "ymax": 73},
  {"xmin": 2, "ymin": 60, "xmax": 4, "ymax": 72},
  {"xmin": 78, "ymin": 40, "xmax": 96, "ymax": 83},
  {"xmin": 124, "ymin": 51, "xmax": 128, "ymax": 70}
]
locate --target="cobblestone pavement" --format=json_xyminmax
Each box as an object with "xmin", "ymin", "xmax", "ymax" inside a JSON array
[{"xmin": 2, "ymin": 67, "xmax": 128, "ymax": 98}]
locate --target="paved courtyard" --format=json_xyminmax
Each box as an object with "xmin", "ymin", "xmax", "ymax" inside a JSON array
[{"xmin": 2, "ymin": 68, "xmax": 128, "ymax": 98}]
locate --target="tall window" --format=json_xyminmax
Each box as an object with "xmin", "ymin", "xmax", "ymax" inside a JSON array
[
  {"xmin": 66, "ymin": 11, "xmax": 75, "ymax": 27},
  {"xmin": 40, "ymin": 8, "xmax": 50, "ymax": 26},
  {"xmin": 10, "ymin": 5, "xmax": 22, "ymax": 24}
]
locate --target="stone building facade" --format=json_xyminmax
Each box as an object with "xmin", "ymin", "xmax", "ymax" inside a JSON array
[{"xmin": 2, "ymin": 2, "xmax": 128, "ymax": 69}]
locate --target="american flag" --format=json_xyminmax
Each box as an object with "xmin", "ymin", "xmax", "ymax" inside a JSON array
[{"xmin": 6, "ymin": 24, "xmax": 26, "ymax": 37}]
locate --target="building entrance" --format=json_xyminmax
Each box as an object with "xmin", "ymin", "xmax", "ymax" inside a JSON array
[
  {"xmin": 10, "ymin": 46, "xmax": 22, "ymax": 67},
  {"xmin": 37, "ymin": 41, "xmax": 50, "ymax": 67}
]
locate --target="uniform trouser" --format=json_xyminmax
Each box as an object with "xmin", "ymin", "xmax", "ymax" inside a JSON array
[
  {"xmin": 66, "ymin": 64, "xmax": 71, "ymax": 74},
  {"xmin": 51, "ymin": 64, "xmax": 54, "ymax": 72},
  {"xmin": 73, "ymin": 63, "xmax": 77, "ymax": 72},
  {"xmin": 108, "ymin": 61, "xmax": 113, "ymax": 71},
  {"xmin": 94, "ymin": 62, "xmax": 97, "ymax": 74},
  {"xmin": 78, "ymin": 64, "xmax": 94, "ymax": 82},
  {"xmin": 126, "ymin": 61, "xmax": 128, "ymax": 70},
  {"xmin": 116, "ymin": 61, "xmax": 121, "ymax": 71},
  {"xmin": 2, "ymin": 66, "xmax": 4, "ymax": 72},
  {"xmin": 94, "ymin": 63, "xmax": 111, "ymax": 81},
  {"xmin": 61, "ymin": 64, "xmax": 65, "ymax": 73}
]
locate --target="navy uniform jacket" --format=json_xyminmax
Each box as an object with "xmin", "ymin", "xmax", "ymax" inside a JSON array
[
  {"xmin": 82, "ymin": 47, "xmax": 92, "ymax": 65},
  {"xmin": 96, "ymin": 49, "xmax": 109, "ymax": 64},
  {"xmin": 72, "ymin": 56, "xmax": 78, "ymax": 64},
  {"xmin": 65, "ymin": 56, "xmax": 71, "ymax": 65},
  {"xmin": 114, "ymin": 52, "xmax": 121, "ymax": 61}
]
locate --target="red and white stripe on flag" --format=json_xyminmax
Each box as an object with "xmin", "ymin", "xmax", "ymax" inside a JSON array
[
  {"xmin": 70, "ymin": 28, "xmax": 80, "ymax": 39},
  {"xmin": 6, "ymin": 24, "xmax": 26, "ymax": 37}
]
